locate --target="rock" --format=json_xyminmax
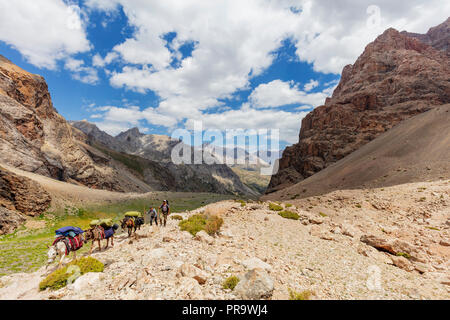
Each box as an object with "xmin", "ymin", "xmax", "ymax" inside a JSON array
[
  {"xmin": 194, "ymin": 230, "xmax": 214, "ymax": 245},
  {"xmin": 391, "ymin": 256, "xmax": 414, "ymax": 272},
  {"xmin": 234, "ymin": 268, "xmax": 274, "ymax": 300},
  {"xmin": 414, "ymin": 262, "xmax": 431, "ymax": 274},
  {"xmin": 177, "ymin": 277, "xmax": 204, "ymax": 299},
  {"xmin": 162, "ymin": 236, "xmax": 176, "ymax": 243},
  {"xmin": 241, "ymin": 258, "xmax": 273, "ymax": 272},
  {"xmin": 177, "ymin": 263, "xmax": 209, "ymax": 285},
  {"xmin": 309, "ymin": 217, "xmax": 324, "ymax": 225},
  {"xmin": 0, "ymin": 165, "xmax": 53, "ymax": 234},
  {"xmin": 439, "ymin": 239, "xmax": 450, "ymax": 246},
  {"xmin": 0, "ymin": 207, "xmax": 25, "ymax": 235},
  {"xmin": 341, "ymin": 224, "xmax": 358, "ymax": 238},
  {"xmin": 69, "ymin": 272, "xmax": 101, "ymax": 292},
  {"xmin": 309, "ymin": 225, "xmax": 334, "ymax": 240},
  {"xmin": 360, "ymin": 234, "xmax": 419, "ymax": 259},
  {"xmin": 267, "ymin": 19, "xmax": 450, "ymax": 194}
]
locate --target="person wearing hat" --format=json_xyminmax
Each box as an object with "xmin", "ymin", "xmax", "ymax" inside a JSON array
[{"xmin": 159, "ymin": 200, "xmax": 170, "ymax": 227}]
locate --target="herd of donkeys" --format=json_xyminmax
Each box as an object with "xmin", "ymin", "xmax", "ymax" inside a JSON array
[{"xmin": 46, "ymin": 211, "xmax": 145, "ymax": 269}]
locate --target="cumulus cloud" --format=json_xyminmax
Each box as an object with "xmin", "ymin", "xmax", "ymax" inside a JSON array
[
  {"xmin": 84, "ymin": 0, "xmax": 449, "ymax": 144},
  {"xmin": 64, "ymin": 58, "xmax": 99, "ymax": 85},
  {"xmin": 186, "ymin": 104, "xmax": 309, "ymax": 145},
  {"xmin": 91, "ymin": 105, "xmax": 178, "ymax": 136},
  {"xmin": 249, "ymin": 79, "xmax": 334, "ymax": 109},
  {"xmin": 304, "ymin": 79, "xmax": 319, "ymax": 92},
  {"xmin": 0, "ymin": 0, "xmax": 91, "ymax": 69}
]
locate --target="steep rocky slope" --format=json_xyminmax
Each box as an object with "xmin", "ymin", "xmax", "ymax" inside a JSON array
[
  {"xmin": 0, "ymin": 180, "xmax": 448, "ymax": 300},
  {"xmin": 267, "ymin": 18, "xmax": 450, "ymax": 193},
  {"xmin": 262, "ymin": 104, "xmax": 450, "ymax": 201},
  {"xmin": 72, "ymin": 121, "xmax": 258, "ymax": 197},
  {"xmin": 0, "ymin": 55, "xmax": 152, "ymax": 193}
]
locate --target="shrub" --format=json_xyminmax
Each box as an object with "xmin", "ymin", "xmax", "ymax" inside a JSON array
[
  {"xmin": 179, "ymin": 214, "xmax": 207, "ymax": 236},
  {"xmin": 355, "ymin": 204, "xmax": 362, "ymax": 208},
  {"xmin": 288, "ymin": 288, "xmax": 312, "ymax": 300},
  {"xmin": 39, "ymin": 257, "xmax": 104, "ymax": 291},
  {"xmin": 171, "ymin": 215, "xmax": 183, "ymax": 220},
  {"xmin": 204, "ymin": 215, "xmax": 224, "ymax": 236},
  {"xmin": 285, "ymin": 203, "xmax": 293, "ymax": 208},
  {"xmin": 223, "ymin": 276, "xmax": 240, "ymax": 290},
  {"xmin": 269, "ymin": 203, "xmax": 283, "ymax": 211},
  {"xmin": 278, "ymin": 210, "xmax": 299, "ymax": 220},
  {"xmin": 396, "ymin": 252, "xmax": 411, "ymax": 259}
]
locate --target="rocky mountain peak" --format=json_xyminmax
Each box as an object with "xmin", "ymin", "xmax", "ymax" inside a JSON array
[{"xmin": 267, "ymin": 18, "xmax": 450, "ymax": 194}]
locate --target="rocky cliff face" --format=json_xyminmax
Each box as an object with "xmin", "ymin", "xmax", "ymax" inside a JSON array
[
  {"xmin": 267, "ymin": 19, "xmax": 450, "ymax": 193},
  {"xmin": 0, "ymin": 55, "xmax": 154, "ymax": 193}
]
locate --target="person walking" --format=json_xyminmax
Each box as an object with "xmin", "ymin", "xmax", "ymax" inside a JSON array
[
  {"xmin": 159, "ymin": 200, "xmax": 170, "ymax": 227},
  {"xmin": 148, "ymin": 207, "xmax": 158, "ymax": 226}
]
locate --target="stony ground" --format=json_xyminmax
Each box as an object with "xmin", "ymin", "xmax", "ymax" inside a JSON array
[{"xmin": 0, "ymin": 180, "xmax": 449, "ymax": 300}]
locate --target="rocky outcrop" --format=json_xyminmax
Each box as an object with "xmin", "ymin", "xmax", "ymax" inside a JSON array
[
  {"xmin": 0, "ymin": 166, "xmax": 51, "ymax": 234},
  {"xmin": 267, "ymin": 19, "xmax": 450, "ymax": 193},
  {"xmin": 0, "ymin": 166, "xmax": 51, "ymax": 217}
]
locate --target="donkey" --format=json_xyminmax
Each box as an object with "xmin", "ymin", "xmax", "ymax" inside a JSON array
[
  {"xmin": 84, "ymin": 225, "xmax": 105, "ymax": 255},
  {"xmin": 121, "ymin": 216, "xmax": 135, "ymax": 237},
  {"xmin": 46, "ymin": 234, "xmax": 84, "ymax": 269}
]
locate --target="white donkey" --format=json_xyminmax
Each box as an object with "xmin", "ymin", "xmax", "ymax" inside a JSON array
[{"xmin": 46, "ymin": 236, "xmax": 83, "ymax": 269}]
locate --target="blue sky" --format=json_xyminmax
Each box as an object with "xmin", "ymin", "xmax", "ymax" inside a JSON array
[{"xmin": 0, "ymin": 0, "xmax": 447, "ymax": 152}]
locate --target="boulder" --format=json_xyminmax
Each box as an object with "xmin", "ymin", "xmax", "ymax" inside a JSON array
[
  {"xmin": 194, "ymin": 230, "xmax": 214, "ymax": 245},
  {"xmin": 391, "ymin": 256, "xmax": 414, "ymax": 272},
  {"xmin": 241, "ymin": 258, "xmax": 272, "ymax": 272},
  {"xmin": 234, "ymin": 268, "xmax": 274, "ymax": 300},
  {"xmin": 177, "ymin": 263, "xmax": 209, "ymax": 285}
]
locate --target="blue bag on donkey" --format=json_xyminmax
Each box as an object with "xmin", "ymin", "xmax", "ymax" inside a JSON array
[{"xmin": 55, "ymin": 226, "xmax": 84, "ymax": 237}]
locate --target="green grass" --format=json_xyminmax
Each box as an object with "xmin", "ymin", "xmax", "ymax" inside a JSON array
[
  {"xmin": 269, "ymin": 203, "xmax": 283, "ymax": 211},
  {"xmin": 285, "ymin": 203, "xmax": 293, "ymax": 208},
  {"xmin": 278, "ymin": 210, "xmax": 299, "ymax": 220},
  {"xmin": 39, "ymin": 257, "xmax": 104, "ymax": 291},
  {"xmin": 222, "ymin": 276, "xmax": 240, "ymax": 290},
  {"xmin": 288, "ymin": 288, "xmax": 312, "ymax": 300},
  {"xmin": 319, "ymin": 212, "xmax": 328, "ymax": 217},
  {"xmin": 170, "ymin": 215, "xmax": 183, "ymax": 220}
]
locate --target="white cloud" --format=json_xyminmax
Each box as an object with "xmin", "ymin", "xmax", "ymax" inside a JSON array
[
  {"xmin": 91, "ymin": 105, "xmax": 178, "ymax": 136},
  {"xmin": 0, "ymin": 0, "xmax": 91, "ymax": 69},
  {"xmin": 64, "ymin": 58, "xmax": 99, "ymax": 85},
  {"xmin": 304, "ymin": 79, "xmax": 319, "ymax": 92},
  {"xmin": 186, "ymin": 104, "xmax": 309, "ymax": 145},
  {"xmin": 291, "ymin": 0, "xmax": 450, "ymax": 73},
  {"xmin": 249, "ymin": 79, "xmax": 334, "ymax": 109},
  {"xmin": 92, "ymin": 52, "xmax": 119, "ymax": 67},
  {"xmin": 85, "ymin": 0, "xmax": 449, "ymax": 140}
]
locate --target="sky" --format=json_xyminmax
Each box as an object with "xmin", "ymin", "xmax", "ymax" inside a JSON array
[{"xmin": 0, "ymin": 0, "xmax": 448, "ymax": 152}]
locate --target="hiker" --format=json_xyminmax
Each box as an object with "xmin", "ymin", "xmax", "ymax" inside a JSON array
[
  {"xmin": 147, "ymin": 207, "xmax": 158, "ymax": 226},
  {"xmin": 159, "ymin": 200, "xmax": 170, "ymax": 227}
]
